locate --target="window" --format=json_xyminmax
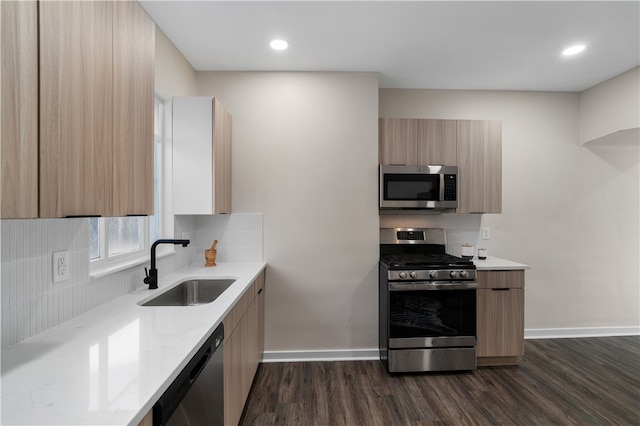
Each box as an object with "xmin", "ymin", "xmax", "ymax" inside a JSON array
[{"xmin": 90, "ymin": 97, "xmax": 165, "ymax": 272}]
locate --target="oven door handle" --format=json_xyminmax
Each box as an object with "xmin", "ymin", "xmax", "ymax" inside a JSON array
[{"xmin": 389, "ymin": 281, "xmax": 477, "ymax": 291}]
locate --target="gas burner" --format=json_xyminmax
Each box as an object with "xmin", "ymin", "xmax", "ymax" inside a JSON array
[{"xmin": 380, "ymin": 253, "xmax": 474, "ymax": 270}]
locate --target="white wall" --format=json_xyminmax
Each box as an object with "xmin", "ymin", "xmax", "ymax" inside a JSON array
[
  {"xmin": 380, "ymin": 89, "xmax": 640, "ymax": 333},
  {"xmin": 197, "ymin": 72, "xmax": 381, "ymax": 353},
  {"xmin": 579, "ymin": 67, "xmax": 640, "ymax": 145},
  {"xmin": 154, "ymin": 27, "xmax": 197, "ymax": 98}
]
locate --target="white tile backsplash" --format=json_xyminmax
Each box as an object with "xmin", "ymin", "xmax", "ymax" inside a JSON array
[
  {"xmin": 1, "ymin": 214, "xmax": 264, "ymax": 348},
  {"xmin": 379, "ymin": 213, "xmax": 485, "ymax": 256}
]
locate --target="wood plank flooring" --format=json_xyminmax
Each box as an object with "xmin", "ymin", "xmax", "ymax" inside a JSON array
[{"xmin": 241, "ymin": 337, "xmax": 640, "ymax": 425}]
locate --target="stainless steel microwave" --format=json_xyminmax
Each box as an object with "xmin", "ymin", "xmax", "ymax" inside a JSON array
[{"xmin": 379, "ymin": 165, "xmax": 458, "ymax": 210}]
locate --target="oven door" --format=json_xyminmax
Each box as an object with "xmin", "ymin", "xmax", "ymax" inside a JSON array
[{"xmin": 388, "ymin": 282, "xmax": 476, "ymax": 349}]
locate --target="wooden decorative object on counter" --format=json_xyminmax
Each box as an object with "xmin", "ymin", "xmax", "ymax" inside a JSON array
[{"xmin": 205, "ymin": 240, "xmax": 218, "ymax": 267}]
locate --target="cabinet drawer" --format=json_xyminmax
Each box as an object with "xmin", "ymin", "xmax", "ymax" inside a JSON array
[
  {"xmin": 477, "ymin": 270, "xmax": 524, "ymax": 289},
  {"xmin": 222, "ymin": 282, "xmax": 256, "ymax": 342}
]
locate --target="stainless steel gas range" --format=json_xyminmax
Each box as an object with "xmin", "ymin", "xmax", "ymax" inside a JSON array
[{"xmin": 379, "ymin": 228, "xmax": 477, "ymax": 373}]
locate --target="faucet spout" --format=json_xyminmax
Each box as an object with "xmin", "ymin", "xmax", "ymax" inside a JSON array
[{"xmin": 144, "ymin": 239, "xmax": 191, "ymax": 289}]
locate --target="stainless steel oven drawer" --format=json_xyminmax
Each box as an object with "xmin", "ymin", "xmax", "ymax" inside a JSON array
[{"xmin": 388, "ymin": 348, "xmax": 476, "ymax": 372}]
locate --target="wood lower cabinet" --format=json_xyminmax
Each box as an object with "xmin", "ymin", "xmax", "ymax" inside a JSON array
[
  {"xmin": 223, "ymin": 271, "xmax": 265, "ymax": 426},
  {"xmin": 1, "ymin": 0, "xmax": 39, "ymax": 219},
  {"xmin": 137, "ymin": 409, "xmax": 153, "ymax": 426},
  {"xmin": 476, "ymin": 270, "xmax": 525, "ymax": 366}
]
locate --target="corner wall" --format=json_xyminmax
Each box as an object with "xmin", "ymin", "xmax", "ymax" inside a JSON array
[
  {"xmin": 579, "ymin": 67, "xmax": 640, "ymax": 145},
  {"xmin": 197, "ymin": 72, "xmax": 381, "ymax": 352}
]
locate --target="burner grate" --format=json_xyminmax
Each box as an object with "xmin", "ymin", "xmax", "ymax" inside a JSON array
[{"xmin": 381, "ymin": 253, "xmax": 473, "ymax": 269}]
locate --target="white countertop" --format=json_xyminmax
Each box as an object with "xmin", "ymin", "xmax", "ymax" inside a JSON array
[
  {"xmin": 473, "ymin": 256, "xmax": 530, "ymax": 270},
  {"xmin": 1, "ymin": 262, "xmax": 267, "ymax": 426}
]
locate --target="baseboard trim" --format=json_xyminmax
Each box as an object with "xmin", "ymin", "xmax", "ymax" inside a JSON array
[
  {"xmin": 261, "ymin": 328, "xmax": 640, "ymax": 363},
  {"xmin": 262, "ymin": 349, "xmax": 379, "ymax": 363},
  {"xmin": 525, "ymin": 326, "xmax": 640, "ymax": 339}
]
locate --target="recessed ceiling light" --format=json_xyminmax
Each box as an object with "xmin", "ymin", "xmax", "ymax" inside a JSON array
[
  {"xmin": 270, "ymin": 39, "xmax": 289, "ymax": 51},
  {"xmin": 562, "ymin": 44, "xmax": 586, "ymax": 56}
]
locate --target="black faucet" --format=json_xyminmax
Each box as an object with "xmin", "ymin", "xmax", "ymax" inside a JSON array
[{"xmin": 144, "ymin": 239, "xmax": 190, "ymax": 289}]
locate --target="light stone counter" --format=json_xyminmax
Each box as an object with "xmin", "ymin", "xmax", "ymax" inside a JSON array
[
  {"xmin": 473, "ymin": 256, "xmax": 530, "ymax": 270},
  {"xmin": 1, "ymin": 262, "xmax": 267, "ymax": 426}
]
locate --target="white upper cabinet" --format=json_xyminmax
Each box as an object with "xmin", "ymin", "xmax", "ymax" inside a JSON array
[{"xmin": 173, "ymin": 97, "xmax": 232, "ymax": 215}]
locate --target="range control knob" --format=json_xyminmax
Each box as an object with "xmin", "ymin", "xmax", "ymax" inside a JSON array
[
  {"xmin": 399, "ymin": 272, "xmax": 407, "ymax": 279},
  {"xmin": 409, "ymin": 271, "xmax": 417, "ymax": 278},
  {"xmin": 460, "ymin": 270, "xmax": 468, "ymax": 278},
  {"xmin": 450, "ymin": 271, "xmax": 458, "ymax": 278},
  {"xmin": 429, "ymin": 271, "xmax": 438, "ymax": 279}
]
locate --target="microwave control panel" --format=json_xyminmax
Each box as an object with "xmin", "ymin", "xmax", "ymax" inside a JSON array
[{"xmin": 444, "ymin": 174, "xmax": 457, "ymax": 201}]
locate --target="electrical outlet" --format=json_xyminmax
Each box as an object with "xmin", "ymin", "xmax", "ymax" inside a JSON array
[
  {"xmin": 482, "ymin": 227, "xmax": 490, "ymax": 240},
  {"xmin": 53, "ymin": 251, "xmax": 70, "ymax": 283}
]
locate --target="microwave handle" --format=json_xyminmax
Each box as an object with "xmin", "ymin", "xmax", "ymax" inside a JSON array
[{"xmin": 439, "ymin": 173, "xmax": 445, "ymax": 202}]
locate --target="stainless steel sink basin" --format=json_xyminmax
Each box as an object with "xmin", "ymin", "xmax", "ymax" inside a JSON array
[{"xmin": 140, "ymin": 279, "xmax": 236, "ymax": 306}]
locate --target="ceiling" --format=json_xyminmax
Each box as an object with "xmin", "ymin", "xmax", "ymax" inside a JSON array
[{"xmin": 139, "ymin": 1, "xmax": 640, "ymax": 92}]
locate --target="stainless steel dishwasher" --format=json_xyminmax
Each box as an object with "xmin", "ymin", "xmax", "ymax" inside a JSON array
[{"xmin": 153, "ymin": 323, "xmax": 224, "ymax": 426}]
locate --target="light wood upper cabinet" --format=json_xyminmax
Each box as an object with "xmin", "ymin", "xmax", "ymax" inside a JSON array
[
  {"xmin": 173, "ymin": 97, "xmax": 232, "ymax": 215},
  {"xmin": 477, "ymin": 270, "xmax": 525, "ymax": 366},
  {"xmin": 416, "ymin": 119, "xmax": 457, "ymax": 165},
  {"xmin": 39, "ymin": 1, "xmax": 114, "ymax": 218},
  {"xmin": 4, "ymin": 1, "xmax": 154, "ymax": 218},
  {"xmin": 456, "ymin": 120, "xmax": 502, "ymax": 214},
  {"xmin": 112, "ymin": 1, "xmax": 155, "ymax": 216},
  {"xmin": 1, "ymin": 1, "xmax": 38, "ymax": 219},
  {"xmin": 380, "ymin": 118, "xmax": 457, "ymax": 166},
  {"xmin": 378, "ymin": 118, "xmax": 502, "ymax": 214},
  {"xmin": 379, "ymin": 118, "xmax": 418, "ymax": 165}
]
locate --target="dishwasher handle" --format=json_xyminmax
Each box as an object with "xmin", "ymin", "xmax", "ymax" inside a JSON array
[{"xmin": 190, "ymin": 348, "xmax": 211, "ymax": 385}]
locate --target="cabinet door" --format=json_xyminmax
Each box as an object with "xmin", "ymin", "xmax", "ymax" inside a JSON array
[
  {"xmin": 379, "ymin": 118, "xmax": 418, "ymax": 165},
  {"xmin": 477, "ymin": 288, "xmax": 524, "ymax": 358},
  {"xmin": 213, "ymin": 98, "xmax": 232, "ymax": 214},
  {"xmin": 1, "ymin": 0, "xmax": 38, "ymax": 219},
  {"xmin": 173, "ymin": 97, "xmax": 232, "ymax": 215},
  {"xmin": 224, "ymin": 296, "xmax": 258, "ymax": 426},
  {"xmin": 256, "ymin": 272, "xmax": 265, "ymax": 356},
  {"xmin": 223, "ymin": 322, "xmax": 242, "ymax": 426},
  {"xmin": 477, "ymin": 270, "xmax": 524, "ymax": 289},
  {"xmin": 112, "ymin": 1, "xmax": 155, "ymax": 216},
  {"xmin": 456, "ymin": 120, "xmax": 502, "ymax": 213},
  {"xmin": 416, "ymin": 119, "xmax": 457, "ymax": 165},
  {"xmin": 39, "ymin": 1, "xmax": 113, "ymax": 218},
  {"xmin": 222, "ymin": 273, "xmax": 264, "ymax": 426}
]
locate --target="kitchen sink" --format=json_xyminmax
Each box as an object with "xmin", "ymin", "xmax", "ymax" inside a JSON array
[{"xmin": 140, "ymin": 279, "xmax": 236, "ymax": 306}]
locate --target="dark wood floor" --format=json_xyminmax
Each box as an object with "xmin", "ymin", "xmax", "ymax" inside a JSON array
[{"xmin": 241, "ymin": 337, "xmax": 640, "ymax": 425}]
